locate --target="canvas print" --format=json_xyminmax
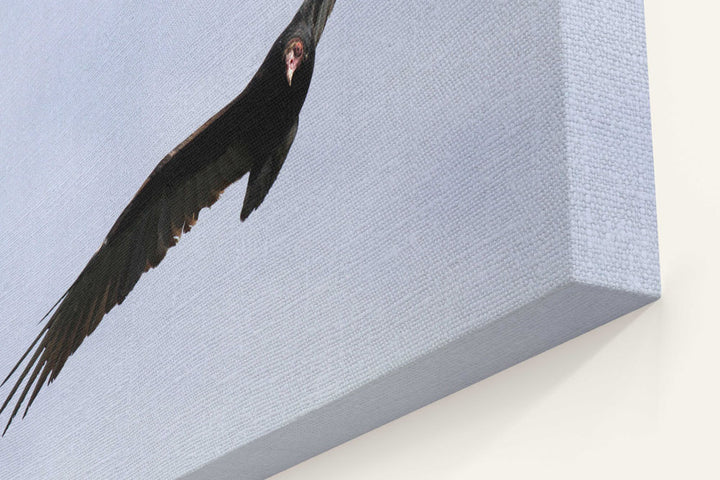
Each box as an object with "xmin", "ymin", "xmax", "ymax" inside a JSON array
[{"xmin": 1, "ymin": 1, "xmax": 658, "ymax": 478}]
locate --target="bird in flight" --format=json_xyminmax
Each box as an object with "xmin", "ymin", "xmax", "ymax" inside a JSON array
[{"xmin": 1, "ymin": 0, "xmax": 336, "ymax": 435}]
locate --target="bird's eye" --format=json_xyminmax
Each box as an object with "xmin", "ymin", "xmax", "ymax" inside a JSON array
[{"xmin": 293, "ymin": 43, "xmax": 303, "ymax": 58}]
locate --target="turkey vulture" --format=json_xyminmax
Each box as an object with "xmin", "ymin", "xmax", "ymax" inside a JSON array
[{"xmin": 1, "ymin": 0, "xmax": 336, "ymax": 435}]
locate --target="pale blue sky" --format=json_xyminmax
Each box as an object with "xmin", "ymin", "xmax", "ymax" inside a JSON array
[{"xmin": 1, "ymin": 2, "xmax": 572, "ymax": 477}]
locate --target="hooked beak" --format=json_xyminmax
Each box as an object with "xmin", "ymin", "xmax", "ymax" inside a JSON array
[{"xmin": 285, "ymin": 50, "xmax": 300, "ymax": 86}]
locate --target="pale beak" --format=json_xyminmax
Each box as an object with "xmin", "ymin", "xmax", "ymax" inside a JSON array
[{"xmin": 285, "ymin": 50, "xmax": 299, "ymax": 86}]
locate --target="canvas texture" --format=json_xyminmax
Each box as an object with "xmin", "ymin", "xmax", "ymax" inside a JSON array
[{"xmin": 0, "ymin": 1, "xmax": 658, "ymax": 478}]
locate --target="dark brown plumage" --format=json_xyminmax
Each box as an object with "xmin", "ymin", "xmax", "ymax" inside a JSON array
[{"xmin": 1, "ymin": 0, "xmax": 335, "ymax": 435}]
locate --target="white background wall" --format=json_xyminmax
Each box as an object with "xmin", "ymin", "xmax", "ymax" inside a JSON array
[{"xmin": 272, "ymin": 2, "xmax": 720, "ymax": 478}]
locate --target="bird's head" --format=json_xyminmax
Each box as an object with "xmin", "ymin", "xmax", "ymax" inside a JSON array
[
  {"xmin": 278, "ymin": 0, "xmax": 335, "ymax": 88},
  {"xmin": 283, "ymin": 37, "xmax": 307, "ymax": 87}
]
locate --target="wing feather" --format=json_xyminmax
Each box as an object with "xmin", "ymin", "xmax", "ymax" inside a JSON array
[
  {"xmin": 240, "ymin": 120, "xmax": 298, "ymax": 220},
  {"xmin": 1, "ymin": 113, "xmax": 253, "ymax": 434}
]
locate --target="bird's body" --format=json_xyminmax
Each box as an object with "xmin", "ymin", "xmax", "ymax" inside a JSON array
[{"xmin": 1, "ymin": 0, "xmax": 336, "ymax": 435}]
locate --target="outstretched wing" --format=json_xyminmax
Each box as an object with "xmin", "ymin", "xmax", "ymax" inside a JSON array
[{"xmin": 0, "ymin": 100, "xmax": 253, "ymax": 435}]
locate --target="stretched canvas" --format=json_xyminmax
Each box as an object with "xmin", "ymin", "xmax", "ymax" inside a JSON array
[{"xmin": 0, "ymin": 1, "xmax": 659, "ymax": 479}]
